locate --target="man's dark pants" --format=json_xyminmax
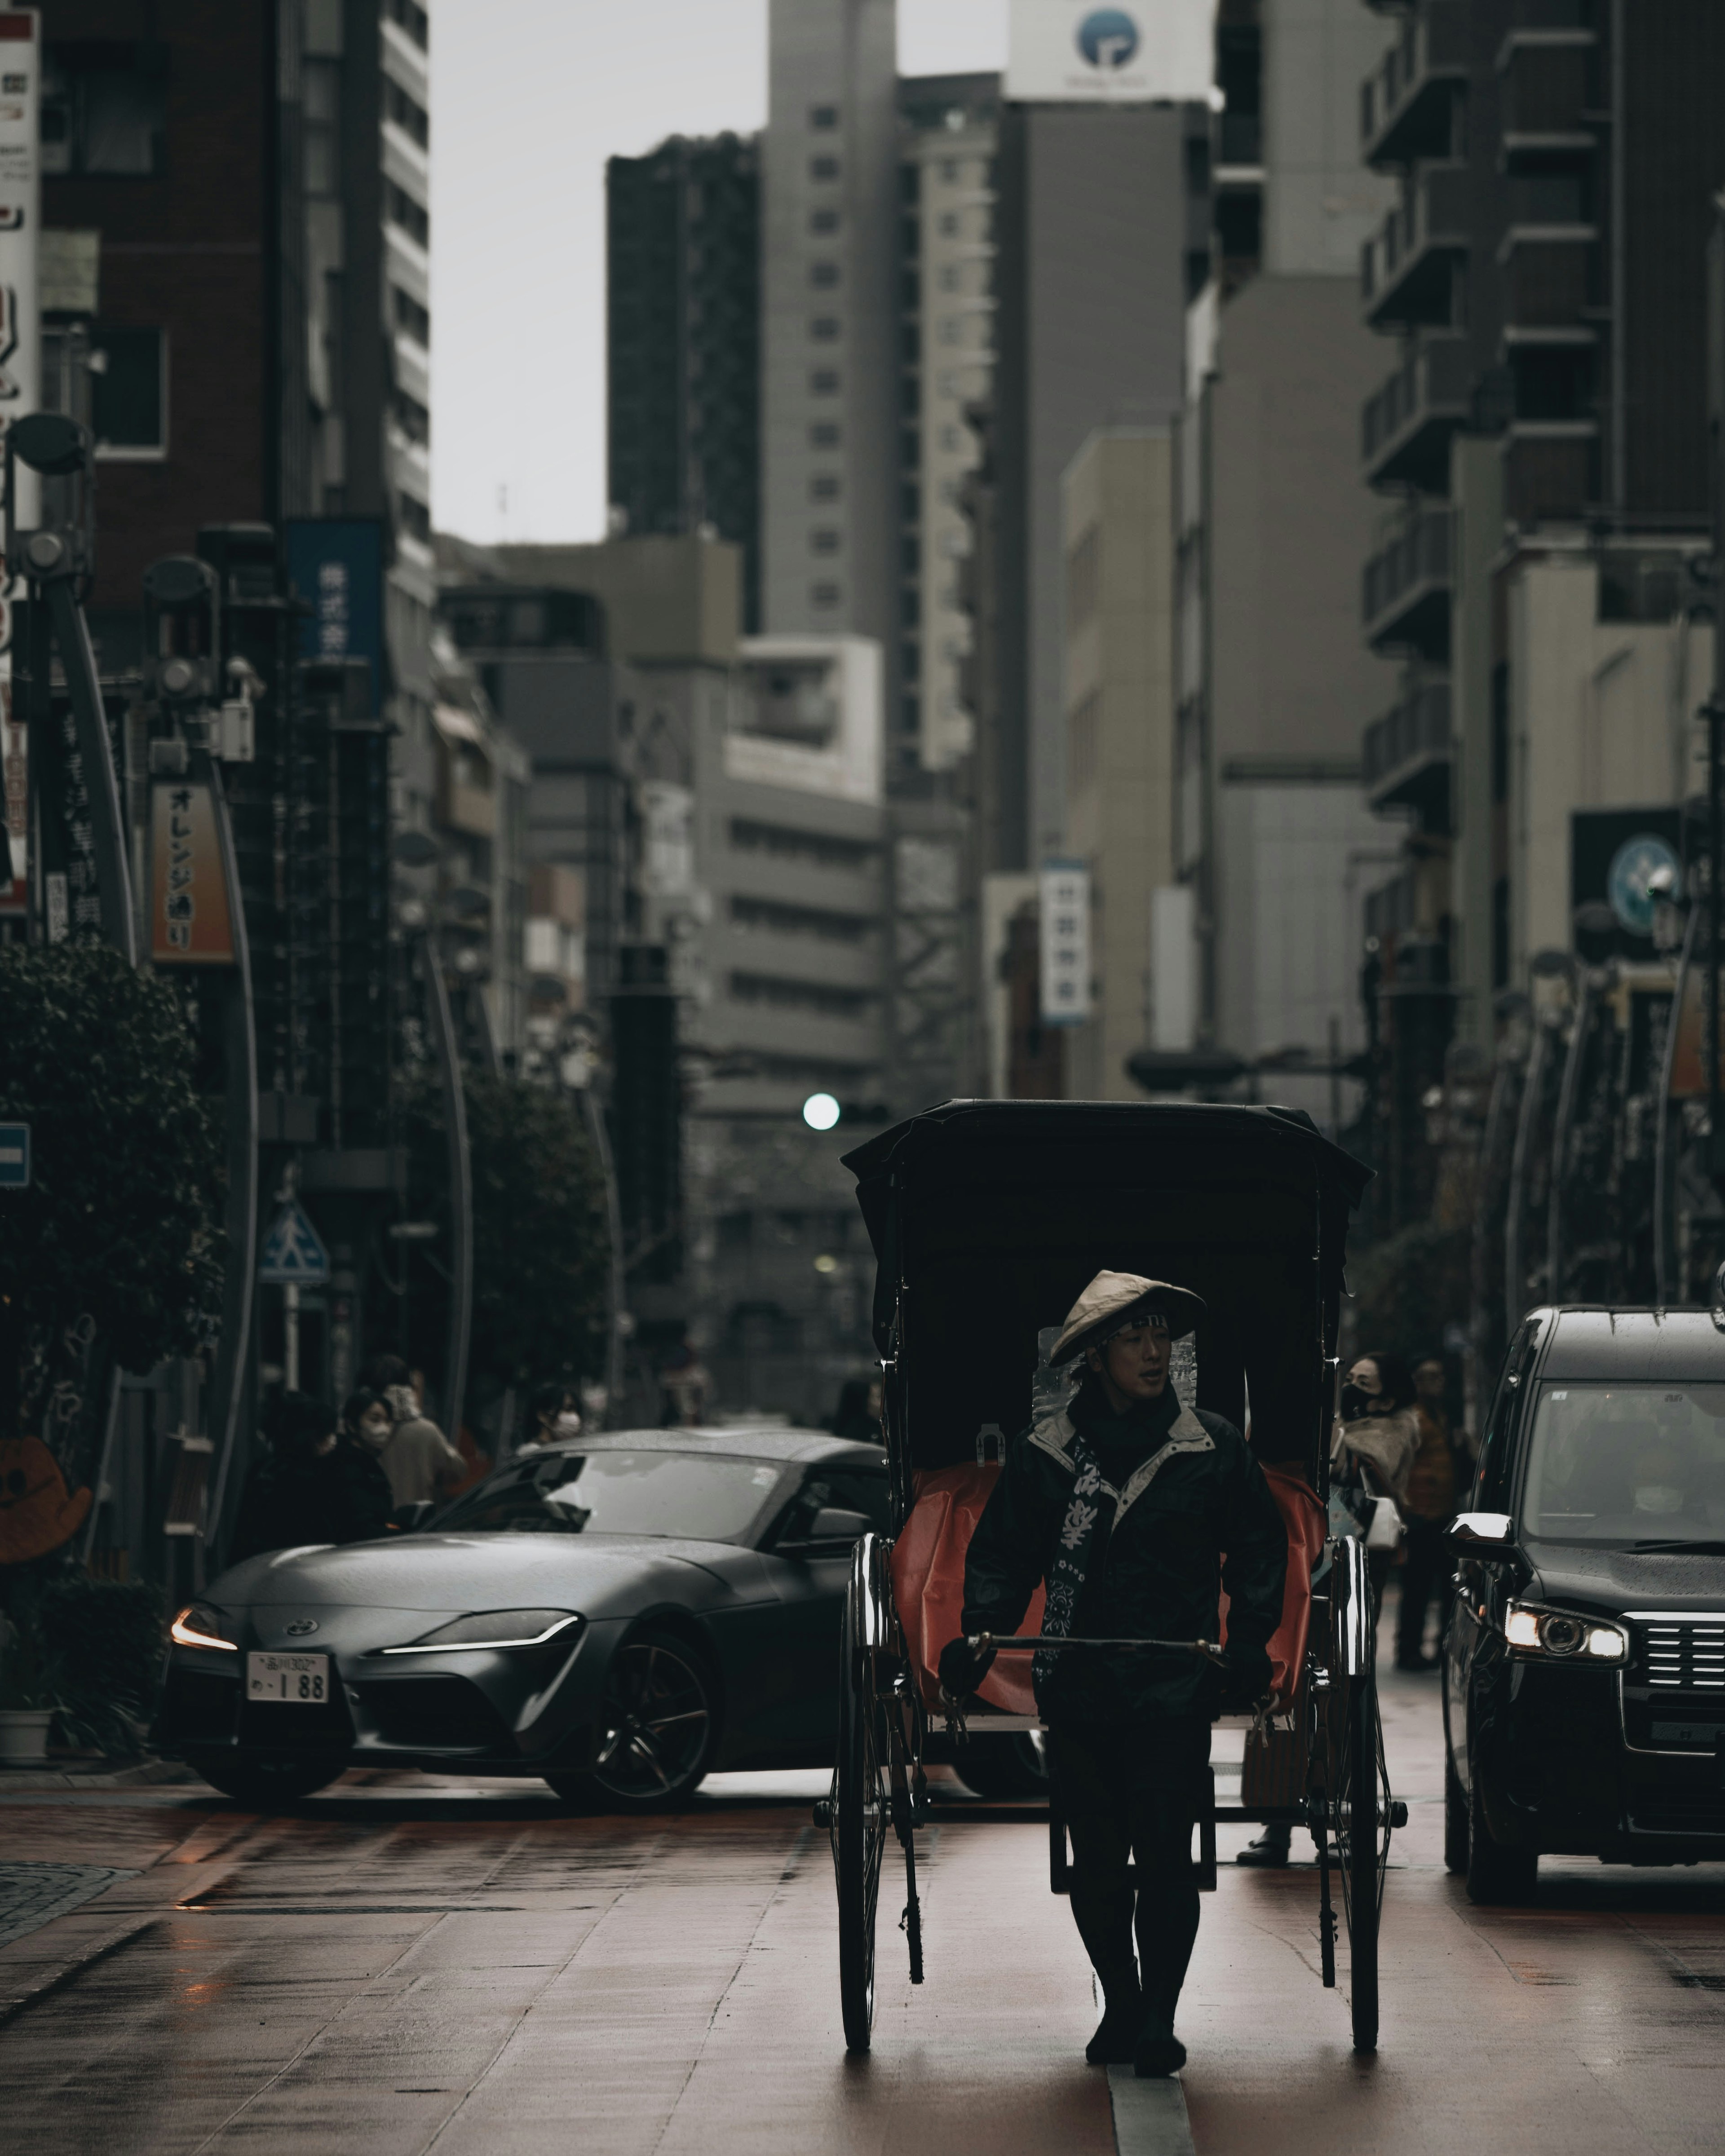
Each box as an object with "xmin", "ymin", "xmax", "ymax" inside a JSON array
[
  {"xmin": 1048, "ymin": 1717, "xmax": 1210, "ymax": 2022},
  {"xmin": 1396, "ymin": 1515, "xmax": 1447, "ymax": 1666}
]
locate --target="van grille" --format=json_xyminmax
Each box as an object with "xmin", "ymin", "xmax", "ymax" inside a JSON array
[{"xmin": 1641, "ymin": 1621, "xmax": 1725, "ymax": 1689}]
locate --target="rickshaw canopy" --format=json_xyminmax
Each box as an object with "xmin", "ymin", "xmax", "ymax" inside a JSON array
[{"xmin": 842, "ymin": 1099, "xmax": 1371, "ymax": 1485}]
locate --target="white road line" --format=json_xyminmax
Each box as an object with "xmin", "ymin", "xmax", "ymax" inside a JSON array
[{"xmin": 1108, "ymin": 2066, "xmax": 1197, "ymax": 2156}]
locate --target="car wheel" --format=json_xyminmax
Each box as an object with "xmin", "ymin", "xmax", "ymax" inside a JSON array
[
  {"xmin": 193, "ymin": 1756, "xmax": 344, "ymax": 1806},
  {"xmin": 953, "ymin": 1731, "xmax": 1049, "ymax": 1800},
  {"xmin": 1465, "ymin": 1764, "xmax": 1538, "ymax": 1904},
  {"xmin": 1443, "ymin": 1750, "xmax": 1468, "ymax": 1875},
  {"xmin": 575, "ymin": 1628, "xmax": 717, "ymax": 1813}
]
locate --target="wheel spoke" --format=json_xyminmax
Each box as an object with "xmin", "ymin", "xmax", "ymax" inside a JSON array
[{"xmin": 643, "ymin": 1708, "xmax": 708, "ymax": 1734}]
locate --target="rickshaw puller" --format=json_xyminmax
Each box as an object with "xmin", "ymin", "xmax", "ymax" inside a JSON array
[{"xmin": 938, "ymin": 1272, "xmax": 1287, "ymax": 2079}]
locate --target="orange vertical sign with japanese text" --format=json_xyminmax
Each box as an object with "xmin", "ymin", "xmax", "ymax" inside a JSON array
[{"xmin": 150, "ymin": 778, "xmax": 235, "ymax": 964}]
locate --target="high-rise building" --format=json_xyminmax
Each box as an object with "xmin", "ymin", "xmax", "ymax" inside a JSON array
[
  {"xmin": 991, "ymin": 99, "xmax": 1208, "ymax": 874},
  {"xmin": 1173, "ymin": 0, "xmax": 1398, "ymax": 1131},
  {"xmin": 1354, "ymin": 0, "xmax": 1725, "ymax": 1250},
  {"xmin": 896, "ymin": 71, "xmax": 998, "ymax": 778},
  {"xmin": 606, "ymin": 133, "xmax": 761, "ymax": 627},
  {"xmin": 758, "ymin": 0, "xmax": 898, "ymax": 659}
]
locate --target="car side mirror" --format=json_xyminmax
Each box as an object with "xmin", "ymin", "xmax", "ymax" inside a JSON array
[
  {"xmin": 389, "ymin": 1500, "xmax": 434, "ymax": 1533},
  {"xmin": 780, "ymin": 1506, "xmax": 873, "ymax": 1552},
  {"xmin": 1448, "ymin": 1510, "xmax": 1516, "ymax": 1558}
]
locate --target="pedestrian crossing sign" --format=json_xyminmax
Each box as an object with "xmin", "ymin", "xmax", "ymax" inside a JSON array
[{"xmin": 259, "ymin": 1200, "xmax": 331, "ymax": 1286}]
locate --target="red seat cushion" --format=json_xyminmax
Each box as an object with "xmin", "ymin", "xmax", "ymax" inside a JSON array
[
  {"xmin": 1218, "ymin": 1467, "xmax": 1324, "ymax": 1701},
  {"xmin": 891, "ymin": 1464, "xmax": 1044, "ymax": 1715}
]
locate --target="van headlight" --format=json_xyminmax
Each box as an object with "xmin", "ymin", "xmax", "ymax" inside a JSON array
[{"xmin": 1504, "ymin": 1602, "xmax": 1626, "ymax": 1662}]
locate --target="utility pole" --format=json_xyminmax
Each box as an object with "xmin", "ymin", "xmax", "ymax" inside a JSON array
[{"xmin": 1707, "ymin": 194, "xmax": 1725, "ymax": 1188}]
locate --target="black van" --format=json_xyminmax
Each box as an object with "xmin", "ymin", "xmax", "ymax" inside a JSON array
[{"xmin": 1444, "ymin": 1307, "xmax": 1725, "ymax": 1902}]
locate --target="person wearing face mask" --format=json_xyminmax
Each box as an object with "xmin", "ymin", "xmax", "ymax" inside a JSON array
[
  {"xmin": 527, "ymin": 1382, "xmax": 584, "ymax": 1446},
  {"xmin": 938, "ymin": 1271, "xmax": 1286, "ymax": 2080},
  {"xmin": 1333, "ymin": 1352, "xmax": 1419, "ymax": 1606},
  {"xmin": 359, "ymin": 1353, "xmax": 465, "ymax": 1508},
  {"xmin": 231, "ymin": 1391, "xmax": 394, "ymax": 1560}
]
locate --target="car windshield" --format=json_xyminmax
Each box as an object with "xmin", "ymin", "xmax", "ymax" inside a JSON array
[
  {"xmin": 434, "ymin": 1449, "xmax": 786, "ymax": 1543},
  {"xmin": 1522, "ymin": 1384, "xmax": 1725, "ymax": 1546}
]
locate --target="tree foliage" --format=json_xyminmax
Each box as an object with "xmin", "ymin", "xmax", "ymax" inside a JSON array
[
  {"xmin": 1346, "ymin": 1219, "xmax": 1471, "ymax": 1366},
  {"xmin": 0, "ymin": 945, "xmax": 224, "ymax": 1411},
  {"xmin": 398, "ymin": 1072, "xmax": 611, "ymax": 1405}
]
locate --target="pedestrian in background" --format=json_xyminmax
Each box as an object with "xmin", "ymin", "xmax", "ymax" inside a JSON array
[
  {"xmin": 659, "ymin": 1339, "xmax": 712, "ymax": 1427},
  {"xmin": 232, "ymin": 1391, "xmax": 394, "ymax": 1560},
  {"xmin": 1332, "ymin": 1352, "xmax": 1420, "ymax": 1618},
  {"xmin": 1397, "ymin": 1355, "xmax": 1461, "ymax": 1671},
  {"xmin": 828, "ymin": 1375, "xmax": 884, "ymax": 1444},
  {"xmin": 525, "ymin": 1382, "xmax": 583, "ymax": 1446},
  {"xmin": 360, "ymin": 1352, "xmax": 464, "ymax": 1507}
]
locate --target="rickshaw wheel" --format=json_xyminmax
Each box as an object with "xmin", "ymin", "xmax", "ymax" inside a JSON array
[
  {"xmin": 832, "ymin": 1546, "xmax": 887, "ymax": 2053},
  {"xmin": 1329, "ymin": 1540, "xmax": 1389, "ymax": 2054}
]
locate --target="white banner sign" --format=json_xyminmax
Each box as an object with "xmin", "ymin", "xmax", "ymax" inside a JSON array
[
  {"xmin": 1007, "ymin": 0, "xmax": 1216, "ymax": 105},
  {"xmin": 1039, "ymin": 859, "xmax": 1091, "ymax": 1027}
]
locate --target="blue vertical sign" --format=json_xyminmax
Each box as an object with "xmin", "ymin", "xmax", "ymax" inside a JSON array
[{"xmin": 284, "ymin": 518, "xmax": 385, "ymax": 712}]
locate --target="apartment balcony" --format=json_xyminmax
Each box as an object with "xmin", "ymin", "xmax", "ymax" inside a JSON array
[
  {"xmin": 1501, "ymin": 423, "xmax": 1597, "ymax": 525},
  {"xmin": 1364, "ymin": 679, "xmax": 1452, "ymax": 829},
  {"xmin": 1362, "ymin": 336, "xmax": 1470, "ymax": 492},
  {"xmin": 1363, "ymin": 508, "xmax": 1451, "ymax": 661},
  {"xmin": 1499, "ymin": 31, "xmax": 1595, "ymax": 161},
  {"xmin": 1499, "ymin": 224, "xmax": 1596, "ymax": 339},
  {"xmin": 1360, "ymin": 4, "xmax": 1468, "ymax": 170},
  {"xmin": 1361, "ymin": 166, "xmax": 1469, "ymax": 331}
]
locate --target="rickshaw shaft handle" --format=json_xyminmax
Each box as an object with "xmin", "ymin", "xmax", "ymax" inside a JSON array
[{"xmin": 967, "ymin": 1632, "xmax": 1226, "ymax": 1662}]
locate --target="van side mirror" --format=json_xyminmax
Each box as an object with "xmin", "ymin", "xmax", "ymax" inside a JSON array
[
  {"xmin": 1449, "ymin": 1510, "xmax": 1516, "ymax": 1558},
  {"xmin": 389, "ymin": 1500, "xmax": 434, "ymax": 1533}
]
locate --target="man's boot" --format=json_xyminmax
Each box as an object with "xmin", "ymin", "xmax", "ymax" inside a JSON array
[
  {"xmin": 1085, "ymin": 1972, "xmax": 1145, "ymax": 2065},
  {"xmin": 1235, "ymin": 1821, "xmax": 1292, "ymax": 1867}
]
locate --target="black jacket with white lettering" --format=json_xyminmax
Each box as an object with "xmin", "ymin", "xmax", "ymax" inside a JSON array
[{"xmin": 960, "ymin": 1387, "xmax": 1287, "ymax": 1723}]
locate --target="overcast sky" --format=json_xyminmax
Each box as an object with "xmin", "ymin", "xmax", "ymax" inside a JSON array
[{"xmin": 429, "ymin": 1, "xmax": 1009, "ymax": 546}]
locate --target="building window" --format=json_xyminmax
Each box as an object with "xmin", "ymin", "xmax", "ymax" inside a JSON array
[
  {"xmin": 40, "ymin": 44, "xmax": 166, "ymax": 176},
  {"xmin": 809, "ymin": 317, "xmax": 840, "ymax": 341},
  {"xmin": 810, "ymin": 155, "xmax": 840, "ymax": 181},
  {"xmin": 810, "ymin": 104, "xmax": 839, "ymax": 129},
  {"xmin": 940, "ymin": 424, "xmax": 962, "ymax": 451},
  {"xmin": 938, "ymin": 212, "xmax": 959, "ymax": 237},
  {"xmin": 393, "ymin": 388, "xmax": 430, "ymax": 445},
  {"xmin": 810, "ymin": 261, "xmax": 840, "ymax": 289},
  {"xmin": 811, "ymin": 582, "xmax": 841, "ymax": 608},
  {"xmin": 90, "ymin": 326, "xmax": 166, "ymax": 458},
  {"xmin": 385, "ymin": 179, "xmax": 429, "ymax": 247},
  {"xmin": 810, "ymin": 423, "xmax": 840, "ymax": 448},
  {"xmin": 398, "ymin": 492, "xmax": 432, "ymax": 543},
  {"xmin": 386, "ymin": 0, "xmax": 429, "ymax": 47},
  {"xmin": 810, "ymin": 208, "xmax": 839, "ymax": 234},
  {"xmin": 811, "ymin": 475, "xmax": 840, "ymax": 501},
  {"xmin": 393, "ymin": 287, "xmax": 431, "ymax": 347},
  {"xmin": 811, "ymin": 529, "xmax": 840, "ymax": 556},
  {"xmin": 303, "ymin": 59, "xmax": 340, "ymax": 195},
  {"xmin": 938, "ymin": 265, "xmax": 960, "ymax": 293},
  {"xmin": 384, "ymin": 76, "xmax": 429, "ymax": 149},
  {"xmin": 810, "ymin": 369, "xmax": 839, "ymax": 394}
]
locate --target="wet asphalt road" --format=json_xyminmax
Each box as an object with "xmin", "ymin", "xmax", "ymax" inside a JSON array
[{"xmin": 1, "ymin": 1645, "xmax": 1722, "ymax": 2155}]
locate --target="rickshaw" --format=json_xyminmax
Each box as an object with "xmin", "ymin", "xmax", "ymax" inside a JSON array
[{"xmin": 821, "ymin": 1100, "xmax": 1402, "ymax": 2056}]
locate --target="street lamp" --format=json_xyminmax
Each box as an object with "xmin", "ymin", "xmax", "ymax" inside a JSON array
[{"xmin": 802, "ymin": 1092, "xmax": 841, "ymax": 1131}]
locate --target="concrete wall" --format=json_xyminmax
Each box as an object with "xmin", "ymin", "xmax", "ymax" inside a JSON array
[
  {"xmin": 1062, "ymin": 427, "xmax": 1175, "ymax": 1101},
  {"xmin": 1507, "ymin": 554, "xmax": 1712, "ymax": 972},
  {"xmin": 1261, "ymin": 0, "xmax": 1397, "ymax": 276},
  {"xmin": 1447, "ymin": 435, "xmax": 1504, "ymax": 1048}
]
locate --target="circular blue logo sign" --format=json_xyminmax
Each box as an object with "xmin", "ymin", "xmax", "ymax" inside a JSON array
[
  {"xmin": 1606, "ymin": 833, "xmax": 1680, "ymax": 936},
  {"xmin": 1077, "ymin": 8, "xmax": 1140, "ymax": 69}
]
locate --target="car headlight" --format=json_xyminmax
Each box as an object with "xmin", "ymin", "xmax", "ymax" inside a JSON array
[
  {"xmin": 379, "ymin": 1609, "xmax": 584, "ymax": 1655},
  {"xmin": 170, "ymin": 1603, "xmax": 237, "ymax": 1652},
  {"xmin": 1504, "ymin": 1602, "xmax": 1626, "ymax": 1662}
]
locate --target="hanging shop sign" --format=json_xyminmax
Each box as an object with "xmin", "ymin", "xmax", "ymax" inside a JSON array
[
  {"xmin": 0, "ymin": 10, "xmax": 39, "ymax": 915},
  {"xmin": 1039, "ymin": 858, "xmax": 1092, "ymax": 1028},
  {"xmin": 150, "ymin": 778, "xmax": 236, "ymax": 964}
]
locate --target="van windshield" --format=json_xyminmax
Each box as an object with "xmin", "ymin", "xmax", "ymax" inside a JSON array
[{"xmin": 1522, "ymin": 1385, "xmax": 1725, "ymax": 1546}]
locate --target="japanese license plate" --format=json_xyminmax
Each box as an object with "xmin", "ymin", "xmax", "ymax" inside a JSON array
[{"xmin": 246, "ymin": 1651, "xmax": 330, "ymax": 1705}]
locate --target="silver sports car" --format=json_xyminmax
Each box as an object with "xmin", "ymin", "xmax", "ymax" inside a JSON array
[{"xmin": 155, "ymin": 1426, "xmax": 891, "ymax": 1808}]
